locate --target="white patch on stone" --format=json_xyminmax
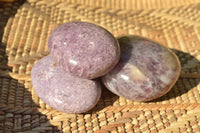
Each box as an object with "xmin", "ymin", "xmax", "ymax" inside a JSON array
[
  {"xmin": 89, "ymin": 41, "xmax": 95, "ymax": 45},
  {"xmin": 69, "ymin": 59, "xmax": 78, "ymax": 65},
  {"xmin": 106, "ymin": 78, "xmax": 119, "ymax": 95},
  {"xmin": 129, "ymin": 65, "xmax": 146, "ymax": 80},
  {"xmin": 54, "ymin": 98, "xmax": 63, "ymax": 104},
  {"xmin": 44, "ymin": 71, "xmax": 54, "ymax": 80},
  {"xmin": 121, "ymin": 74, "xmax": 130, "ymax": 81},
  {"xmin": 78, "ymin": 34, "xmax": 84, "ymax": 38},
  {"xmin": 159, "ymin": 75, "xmax": 171, "ymax": 84}
]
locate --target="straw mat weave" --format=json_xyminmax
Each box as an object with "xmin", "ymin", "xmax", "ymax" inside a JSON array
[{"xmin": 1, "ymin": 0, "xmax": 200, "ymax": 132}]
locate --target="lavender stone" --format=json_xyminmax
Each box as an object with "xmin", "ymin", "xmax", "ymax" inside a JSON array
[
  {"xmin": 48, "ymin": 21, "xmax": 120, "ymax": 79},
  {"xmin": 102, "ymin": 36, "xmax": 181, "ymax": 101},
  {"xmin": 31, "ymin": 56, "xmax": 101, "ymax": 113}
]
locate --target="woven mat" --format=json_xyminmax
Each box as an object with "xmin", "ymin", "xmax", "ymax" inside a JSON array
[{"xmin": 1, "ymin": 0, "xmax": 200, "ymax": 132}]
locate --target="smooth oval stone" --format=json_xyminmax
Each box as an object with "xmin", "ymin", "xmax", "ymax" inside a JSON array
[
  {"xmin": 31, "ymin": 56, "xmax": 101, "ymax": 113},
  {"xmin": 48, "ymin": 21, "xmax": 120, "ymax": 79},
  {"xmin": 102, "ymin": 35, "xmax": 181, "ymax": 101}
]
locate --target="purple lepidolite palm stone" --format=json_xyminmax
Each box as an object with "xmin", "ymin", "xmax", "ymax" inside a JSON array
[
  {"xmin": 48, "ymin": 21, "xmax": 120, "ymax": 79},
  {"xmin": 102, "ymin": 36, "xmax": 181, "ymax": 101},
  {"xmin": 31, "ymin": 56, "xmax": 101, "ymax": 113}
]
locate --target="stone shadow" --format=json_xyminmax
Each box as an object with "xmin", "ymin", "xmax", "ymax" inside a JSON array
[{"xmin": 0, "ymin": 1, "xmax": 62, "ymax": 132}]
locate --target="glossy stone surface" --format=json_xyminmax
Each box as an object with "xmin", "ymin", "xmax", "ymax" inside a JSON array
[
  {"xmin": 48, "ymin": 21, "xmax": 120, "ymax": 79},
  {"xmin": 102, "ymin": 36, "xmax": 181, "ymax": 101},
  {"xmin": 31, "ymin": 56, "xmax": 101, "ymax": 113}
]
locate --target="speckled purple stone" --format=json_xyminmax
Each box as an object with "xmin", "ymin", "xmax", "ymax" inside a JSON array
[
  {"xmin": 102, "ymin": 36, "xmax": 181, "ymax": 101},
  {"xmin": 48, "ymin": 21, "xmax": 120, "ymax": 79},
  {"xmin": 31, "ymin": 56, "xmax": 101, "ymax": 113}
]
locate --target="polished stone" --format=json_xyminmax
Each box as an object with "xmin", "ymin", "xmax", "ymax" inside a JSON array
[
  {"xmin": 31, "ymin": 56, "xmax": 101, "ymax": 113},
  {"xmin": 48, "ymin": 21, "xmax": 120, "ymax": 79},
  {"xmin": 102, "ymin": 35, "xmax": 181, "ymax": 101}
]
